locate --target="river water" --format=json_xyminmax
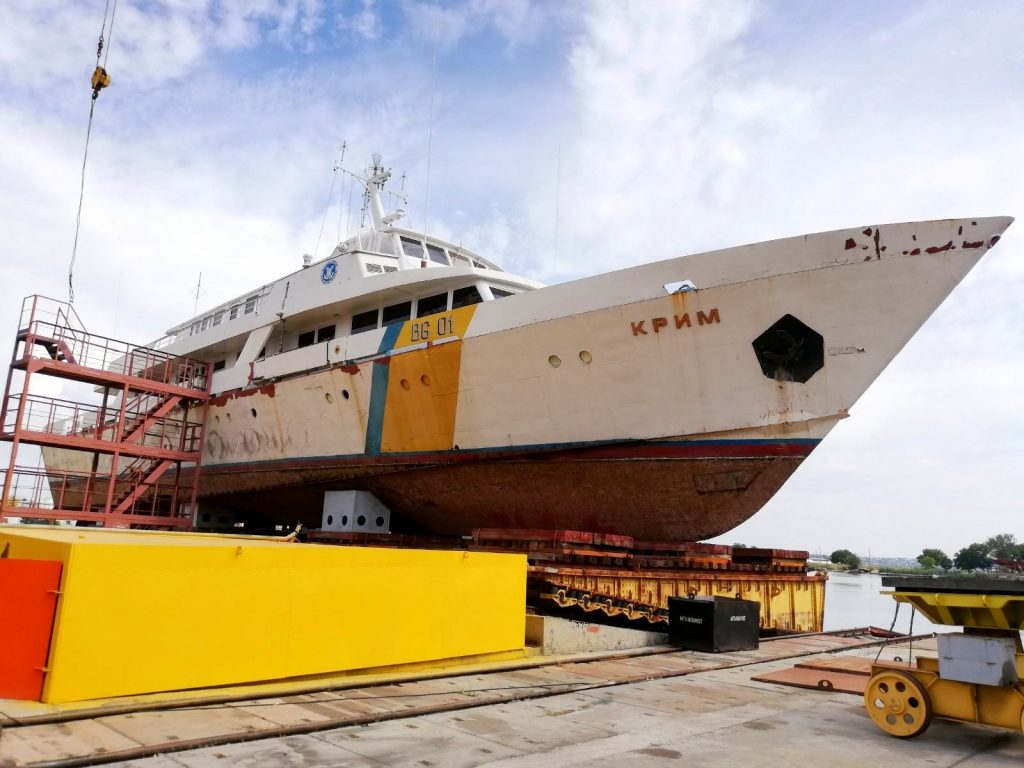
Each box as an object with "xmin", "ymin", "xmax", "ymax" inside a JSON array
[{"xmin": 822, "ymin": 572, "xmax": 942, "ymax": 634}]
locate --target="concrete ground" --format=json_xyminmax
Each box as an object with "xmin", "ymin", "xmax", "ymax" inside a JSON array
[{"xmin": 104, "ymin": 648, "xmax": 1024, "ymax": 768}]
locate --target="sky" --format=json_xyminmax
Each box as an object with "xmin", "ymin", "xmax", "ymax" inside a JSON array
[{"xmin": 0, "ymin": 0, "xmax": 1021, "ymax": 558}]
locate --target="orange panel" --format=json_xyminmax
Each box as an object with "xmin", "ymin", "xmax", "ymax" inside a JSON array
[
  {"xmin": 380, "ymin": 341, "xmax": 465, "ymax": 452},
  {"xmin": 0, "ymin": 559, "xmax": 62, "ymax": 700}
]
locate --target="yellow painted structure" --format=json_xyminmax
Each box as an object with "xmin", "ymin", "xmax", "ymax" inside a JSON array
[
  {"xmin": 381, "ymin": 342, "xmax": 466, "ymax": 452},
  {"xmin": 866, "ymin": 588, "xmax": 1024, "ymax": 737},
  {"xmin": 380, "ymin": 304, "xmax": 478, "ymax": 452},
  {"xmin": 889, "ymin": 589, "xmax": 1024, "ymax": 630},
  {"xmin": 0, "ymin": 526, "xmax": 526, "ymax": 704},
  {"xmin": 545, "ymin": 572, "xmax": 826, "ymax": 633}
]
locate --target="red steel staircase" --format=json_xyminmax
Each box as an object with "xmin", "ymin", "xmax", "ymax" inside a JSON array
[{"xmin": 1, "ymin": 295, "xmax": 211, "ymax": 528}]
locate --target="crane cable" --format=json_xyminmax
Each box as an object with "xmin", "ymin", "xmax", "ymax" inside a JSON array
[{"xmin": 68, "ymin": 0, "xmax": 118, "ymax": 304}]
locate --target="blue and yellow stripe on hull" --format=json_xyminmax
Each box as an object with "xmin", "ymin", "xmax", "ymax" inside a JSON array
[{"xmin": 365, "ymin": 305, "xmax": 478, "ymax": 455}]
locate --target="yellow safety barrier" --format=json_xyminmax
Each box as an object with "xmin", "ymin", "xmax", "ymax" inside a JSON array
[{"xmin": 0, "ymin": 526, "xmax": 526, "ymax": 703}]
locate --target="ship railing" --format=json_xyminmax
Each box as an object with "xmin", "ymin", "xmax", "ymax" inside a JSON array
[
  {"xmin": 2, "ymin": 393, "xmax": 98, "ymax": 437},
  {"xmin": 16, "ymin": 295, "xmax": 87, "ymax": 340},
  {"xmin": 1, "ymin": 393, "xmax": 204, "ymax": 453},
  {"xmin": 15, "ymin": 295, "xmax": 211, "ymax": 393},
  {"xmin": 1, "ymin": 465, "xmax": 194, "ymax": 523}
]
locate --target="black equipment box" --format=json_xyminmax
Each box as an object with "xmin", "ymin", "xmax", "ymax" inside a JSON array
[{"xmin": 667, "ymin": 595, "xmax": 760, "ymax": 652}]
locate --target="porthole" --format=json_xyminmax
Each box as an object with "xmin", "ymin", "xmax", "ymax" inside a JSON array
[
  {"xmin": 225, "ymin": 412, "xmax": 232, "ymax": 422},
  {"xmin": 421, "ymin": 374, "xmax": 431, "ymax": 387},
  {"xmin": 342, "ymin": 389, "xmax": 350, "ymax": 400},
  {"xmin": 325, "ymin": 392, "xmax": 334, "ymax": 403},
  {"xmin": 327, "ymin": 515, "xmax": 334, "ymax": 526},
  {"xmin": 579, "ymin": 350, "xmax": 593, "ymax": 364},
  {"xmin": 357, "ymin": 515, "xmax": 366, "ymax": 526},
  {"xmin": 250, "ymin": 408, "xmax": 257, "ymax": 418},
  {"xmin": 214, "ymin": 414, "xmax": 220, "ymax": 423},
  {"xmin": 375, "ymin": 516, "xmax": 385, "ymax": 528},
  {"xmin": 341, "ymin": 515, "xmax": 348, "ymax": 526},
  {"xmin": 548, "ymin": 355, "xmax": 561, "ymax": 368},
  {"xmin": 400, "ymin": 378, "xmax": 411, "ymax": 390}
]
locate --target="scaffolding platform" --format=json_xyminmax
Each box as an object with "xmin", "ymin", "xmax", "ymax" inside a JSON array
[{"xmin": 1, "ymin": 295, "xmax": 211, "ymax": 528}]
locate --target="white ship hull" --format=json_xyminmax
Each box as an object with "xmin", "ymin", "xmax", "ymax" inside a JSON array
[{"xmin": 45, "ymin": 216, "xmax": 1008, "ymax": 539}]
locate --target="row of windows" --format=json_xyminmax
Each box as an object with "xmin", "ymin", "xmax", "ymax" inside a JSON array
[
  {"xmin": 297, "ymin": 324, "xmax": 337, "ymax": 349},
  {"xmin": 190, "ymin": 294, "xmax": 260, "ymax": 336},
  {"xmin": 351, "ymin": 286, "xmax": 497, "ymax": 335},
  {"xmin": 189, "ymin": 238, "xmax": 494, "ymax": 340},
  {"xmin": 228, "ymin": 286, "xmax": 518, "ymax": 364},
  {"xmin": 399, "ymin": 236, "xmax": 489, "ymax": 269}
]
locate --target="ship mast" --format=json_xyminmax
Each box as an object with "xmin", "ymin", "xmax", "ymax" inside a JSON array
[{"xmin": 365, "ymin": 154, "xmax": 390, "ymax": 231}]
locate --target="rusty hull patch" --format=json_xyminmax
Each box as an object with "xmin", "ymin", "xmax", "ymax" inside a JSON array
[
  {"xmin": 925, "ymin": 240, "xmax": 954, "ymax": 255},
  {"xmin": 208, "ymin": 383, "xmax": 276, "ymax": 408}
]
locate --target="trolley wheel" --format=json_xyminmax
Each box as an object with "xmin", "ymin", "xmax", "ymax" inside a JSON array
[{"xmin": 864, "ymin": 670, "xmax": 933, "ymax": 738}]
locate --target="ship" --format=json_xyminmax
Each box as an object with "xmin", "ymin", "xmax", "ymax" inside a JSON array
[{"xmin": 32, "ymin": 157, "xmax": 1013, "ymax": 540}]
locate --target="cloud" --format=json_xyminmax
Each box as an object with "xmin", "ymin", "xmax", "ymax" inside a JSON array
[
  {"xmin": 402, "ymin": 0, "xmax": 545, "ymax": 50},
  {"xmin": 335, "ymin": 0, "xmax": 381, "ymax": 41},
  {"xmin": 0, "ymin": 0, "xmax": 341, "ymax": 96},
  {"xmin": 1, "ymin": 1, "xmax": 1021, "ymax": 557}
]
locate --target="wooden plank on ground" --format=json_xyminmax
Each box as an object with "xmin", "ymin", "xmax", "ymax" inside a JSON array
[
  {"xmin": 749, "ymin": 667, "xmax": 868, "ymax": 695},
  {"xmin": 0, "ymin": 718, "xmax": 143, "ymax": 766},
  {"xmin": 795, "ymin": 656, "xmax": 873, "ymax": 675},
  {"xmin": 98, "ymin": 705, "xmax": 280, "ymax": 747}
]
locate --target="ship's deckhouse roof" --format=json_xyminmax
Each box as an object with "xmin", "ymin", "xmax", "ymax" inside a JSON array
[
  {"xmin": 164, "ymin": 228, "xmax": 504, "ymax": 336},
  {"xmin": 152, "ymin": 156, "xmax": 541, "ymax": 358},
  {"xmin": 162, "ymin": 227, "xmax": 524, "ymax": 332}
]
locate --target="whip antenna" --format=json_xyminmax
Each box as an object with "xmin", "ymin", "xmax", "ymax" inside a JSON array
[{"xmin": 422, "ymin": 23, "xmax": 438, "ymax": 235}]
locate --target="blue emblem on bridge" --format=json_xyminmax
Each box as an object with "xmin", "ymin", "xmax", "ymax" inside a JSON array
[{"xmin": 321, "ymin": 260, "xmax": 338, "ymax": 284}]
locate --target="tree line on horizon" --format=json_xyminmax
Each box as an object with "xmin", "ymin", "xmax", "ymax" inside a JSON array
[{"xmin": 829, "ymin": 533, "xmax": 1023, "ymax": 571}]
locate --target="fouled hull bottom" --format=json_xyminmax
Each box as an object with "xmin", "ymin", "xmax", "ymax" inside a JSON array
[{"xmin": 198, "ymin": 440, "xmax": 816, "ymax": 541}]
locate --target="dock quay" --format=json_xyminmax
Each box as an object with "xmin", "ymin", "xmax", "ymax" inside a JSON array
[{"xmin": 4, "ymin": 632, "xmax": 1022, "ymax": 767}]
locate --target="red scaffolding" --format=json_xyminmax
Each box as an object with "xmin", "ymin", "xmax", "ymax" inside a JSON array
[{"xmin": 1, "ymin": 295, "xmax": 211, "ymax": 528}]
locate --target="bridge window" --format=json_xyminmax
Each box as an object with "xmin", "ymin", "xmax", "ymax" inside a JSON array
[
  {"xmin": 400, "ymin": 237, "xmax": 424, "ymax": 259},
  {"xmin": 491, "ymin": 288, "xmax": 513, "ymax": 298},
  {"xmin": 229, "ymin": 305, "xmax": 239, "ymax": 320},
  {"xmin": 452, "ymin": 286, "xmax": 482, "ymax": 309},
  {"xmin": 382, "ymin": 301, "xmax": 412, "ymax": 327},
  {"xmin": 244, "ymin": 295, "xmax": 258, "ymax": 314},
  {"xmin": 417, "ymin": 293, "xmax": 448, "ymax": 318},
  {"xmin": 213, "ymin": 360, "xmax": 226, "ymax": 372},
  {"xmin": 212, "ymin": 311, "xmax": 224, "ymax": 326},
  {"xmin": 425, "ymin": 244, "xmax": 449, "ymax": 265},
  {"xmin": 317, "ymin": 325, "xmax": 335, "ymax": 343},
  {"xmin": 352, "ymin": 309, "xmax": 379, "ymax": 334},
  {"xmin": 298, "ymin": 330, "xmax": 316, "ymax": 348}
]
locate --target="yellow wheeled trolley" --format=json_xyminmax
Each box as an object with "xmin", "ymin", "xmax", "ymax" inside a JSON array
[{"xmin": 865, "ymin": 576, "xmax": 1024, "ymax": 738}]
